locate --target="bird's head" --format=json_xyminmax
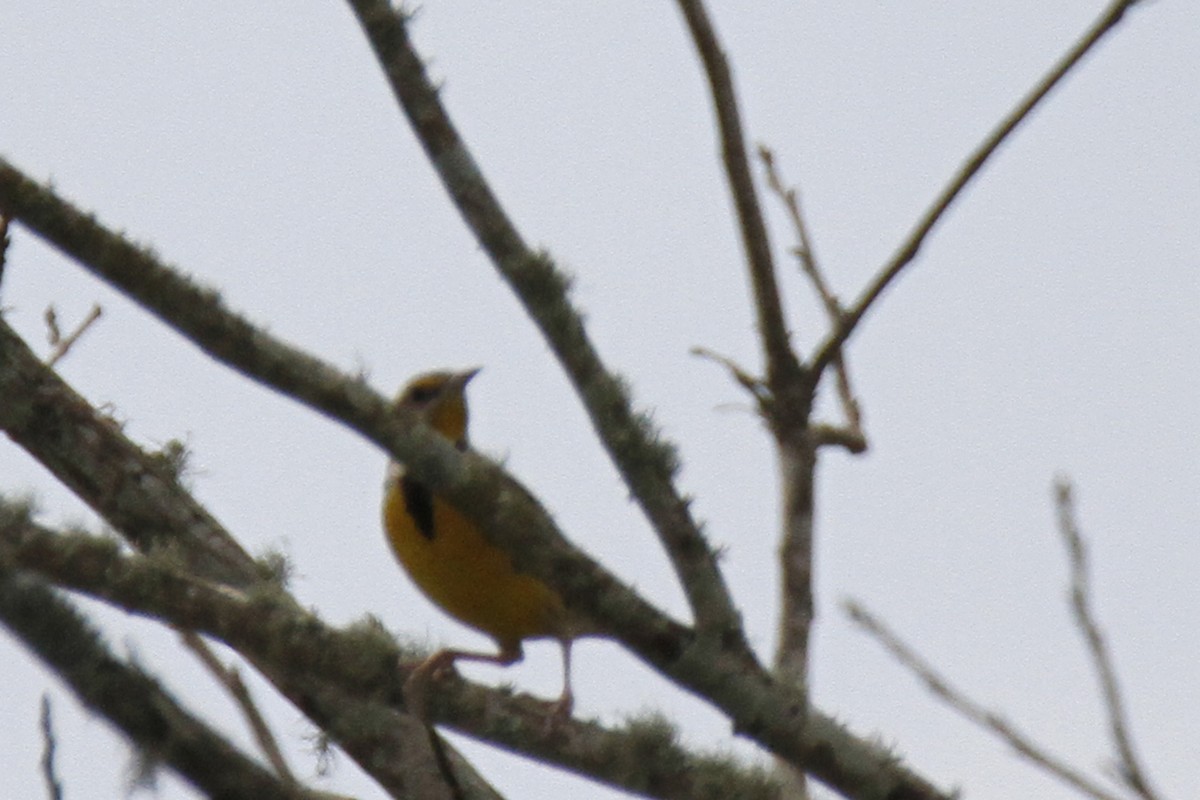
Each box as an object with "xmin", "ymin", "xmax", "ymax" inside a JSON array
[{"xmin": 394, "ymin": 367, "xmax": 481, "ymax": 445}]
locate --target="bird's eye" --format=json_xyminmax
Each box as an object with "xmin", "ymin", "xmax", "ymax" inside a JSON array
[{"xmin": 407, "ymin": 385, "xmax": 438, "ymax": 404}]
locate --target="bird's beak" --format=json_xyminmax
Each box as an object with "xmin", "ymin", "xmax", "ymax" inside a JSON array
[{"xmin": 452, "ymin": 367, "xmax": 482, "ymax": 391}]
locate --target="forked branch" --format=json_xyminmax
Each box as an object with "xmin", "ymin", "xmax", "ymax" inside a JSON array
[
  {"xmin": 810, "ymin": 0, "xmax": 1146, "ymax": 377},
  {"xmin": 674, "ymin": 0, "xmax": 797, "ymax": 385}
]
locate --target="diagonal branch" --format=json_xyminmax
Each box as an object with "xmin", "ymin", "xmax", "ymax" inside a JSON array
[
  {"xmin": 846, "ymin": 599, "xmax": 1129, "ymax": 800},
  {"xmin": 673, "ymin": 0, "xmax": 798, "ymax": 385},
  {"xmin": 345, "ymin": 0, "xmax": 740, "ymax": 639},
  {"xmin": 810, "ymin": 0, "xmax": 1146, "ymax": 377},
  {"xmin": 0, "ymin": 570, "xmax": 316, "ymax": 800},
  {"xmin": 180, "ymin": 631, "xmax": 298, "ymax": 786},
  {"xmin": 0, "ymin": 509, "xmax": 947, "ymax": 800},
  {"xmin": 1054, "ymin": 480, "xmax": 1161, "ymax": 800},
  {"xmin": 0, "ymin": 318, "xmax": 259, "ymax": 589}
]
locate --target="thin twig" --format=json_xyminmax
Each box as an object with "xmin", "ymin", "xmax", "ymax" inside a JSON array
[
  {"xmin": 180, "ymin": 630, "xmax": 298, "ymax": 786},
  {"xmin": 690, "ymin": 346, "xmax": 768, "ymax": 406},
  {"xmin": 1054, "ymin": 479, "xmax": 1161, "ymax": 800},
  {"xmin": 757, "ymin": 146, "xmax": 866, "ymax": 450},
  {"xmin": 44, "ymin": 307, "xmax": 60, "ymax": 344},
  {"xmin": 0, "ymin": 573, "xmax": 313, "ymax": 800},
  {"xmin": 0, "ymin": 211, "xmax": 11, "ymax": 289},
  {"xmin": 756, "ymin": 146, "xmax": 835, "ymax": 318},
  {"xmin": 845, "ymin": 599, "xmax": 1128, "ymax": 800},
  {"xmin": 810, "ymin": 0, "xmax": 1146, "ymax": 377},
  {"xmin": 45, "ymin": 303, "xmax": 102, "ymax": 367},
  {"xmin": 39, "ymin": 694, "xmax": 64, "ymax": 800},
  {"xmin": 674, "ymin": 1, "xmax": 798, "ymax": 385},
  {"xmin": 810, "ymin": 423, "xmax": 866, "ymax": 454}
]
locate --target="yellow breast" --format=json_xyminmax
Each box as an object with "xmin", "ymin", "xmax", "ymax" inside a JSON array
[{"xmin": 383, "ymin": 472, "xmax": 567, "ymax": 650}]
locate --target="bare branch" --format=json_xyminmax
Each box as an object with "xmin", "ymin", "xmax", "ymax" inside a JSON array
[
  {"xmin": 771, "ymin": 446, "xmax": 815, "ymax": 684},
  {"xmin": 810, "ymin": 0, "xmax": 1146, "ymax": 377},
  {"xmin": 39, "ymin": 695, "xmax": 64, "ymax": 800},
  {"xmin": 756, "ymin": 146, "xmax": 835, "ymax": 320},
  {"xmin": 669, "ymin": 22, "xmax": 822, "ymax": 792},
  {"xmin": 845, "ymin": 599, "xmax": 1128, "ymax": 800},
  {"xmin": 0, "ymin": 316, "xmax": 261, "ymax": 588},
  {"xmin": 45, "ymin": 303, "xmax": 103, "ymax": 367},
  {"xmin": 690, "ymin": 346, "xmax": 768, "ymax": 406},
  {"xmin": 0, "ymin": 210, "xmax": 10, "ymax": 288},
  {"xmin": 673, "ymin": 1, "xmax": 798, "ymax": 386},
  {"xmin": 0, "ymin": 571, "xmax": 314, "ymax": 800},
  {"xmin": 758, "ymin": 146, "xmax": 866, "ymax": 450},
  {"xmin": 1054, "ymin": 479, "xmax": 1161, "ymax": 800},
  {"xmin": 343, "ymin": 0, "xmax": 740, "ymax": 639},
  {"xmin": 180, "ymin": 631, "xmax": 298, "ymax": 786},
  {"xmin": 810, "ymin": 423, "xmax": 866, "ymax": 455}
]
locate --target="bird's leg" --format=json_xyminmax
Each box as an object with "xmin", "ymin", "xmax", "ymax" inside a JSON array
[
  {"xmin": 403, "ymin": 643, "xmax": 523, "ymax": 719},
  {"xmin": 546, "ymin": 638, "xmax": 575, "ymax": 724}
]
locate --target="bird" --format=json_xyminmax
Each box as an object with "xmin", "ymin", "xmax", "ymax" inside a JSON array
[{"xmin": 382, "ymin": 367, "xmax": 585, "ymax": 719}]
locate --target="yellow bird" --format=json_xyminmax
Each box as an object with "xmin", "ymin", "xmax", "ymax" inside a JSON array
[{"xmin": 382, "ymin": 368, "xmax": 584, "ymax": 717}]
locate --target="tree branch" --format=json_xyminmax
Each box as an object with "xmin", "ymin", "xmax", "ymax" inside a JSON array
[
  {"xmin": 845, "ymin": 599, "xmax": 1129, "ymax": 800},
  {"xmin": 1054, "ymin": 479, "xmax": 1161, "ymax": 800},
  {"xmin": 758, "ymin": 146, "xmax": 865, "ymax": 454},
  {"xmin": 44, "ymin": 303, "xmax": 102, "ymax": 367},
  {"xmin": 671, "ymin": 21, "xmax": 819, "ymax": 798},
  {"xmin": 343, "ymin": 0, "xmax": 740, "ymax": 639},
  {"xmin": 0, "ymin": 494, "xmax": 946, "ymax": 800},
  {"xmin": 180, "ymin": 631, "xmax": 298, "ymax": 786},
  {"xmin": 0, "ymin": 510, "xmax": 764, "ymax": 800},
  {"xmin": 673, "ymin": 0, "xmax": 798, "ymax": 386},
  {"xmin": 0, "ymin": 569, "xmax": 315, "ymax": 800},
  {"xmin": 0, "ymin": 505, "xmax": 499, "ymax": 800},
  {"xmin": 0, "ymin": 317, "xmax": 260, "ymax": 589},
  {"xmin": 39, "ymin": 695, "xmax": 64, "ymax": 800},
  {"xmin": 810, "ymin": 0, "xmax": 1146, "ymax": 377}
]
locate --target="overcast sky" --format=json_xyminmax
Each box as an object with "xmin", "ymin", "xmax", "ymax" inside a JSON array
[{"xmin": 1, "ymin": 3, "xmax": 1197, "ymax": 799}]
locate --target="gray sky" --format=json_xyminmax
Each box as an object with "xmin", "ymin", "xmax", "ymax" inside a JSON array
[{"xmin": 1, "ymin": 2, "xmax": 1196, "ymax": 798}]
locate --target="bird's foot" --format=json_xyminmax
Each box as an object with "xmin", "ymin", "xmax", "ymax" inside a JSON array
[
  {"xmin": 401, "ymin": 651, "xmax": 459, "ymax": 720},
  {"xmin": 542, "ymin": 689, "xmax": 574, "ymax": 734}
]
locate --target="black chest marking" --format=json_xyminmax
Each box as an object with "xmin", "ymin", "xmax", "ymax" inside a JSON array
[{"xmin": 401, "ymin": 476, "xmax": 435, "ymax": 540}]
